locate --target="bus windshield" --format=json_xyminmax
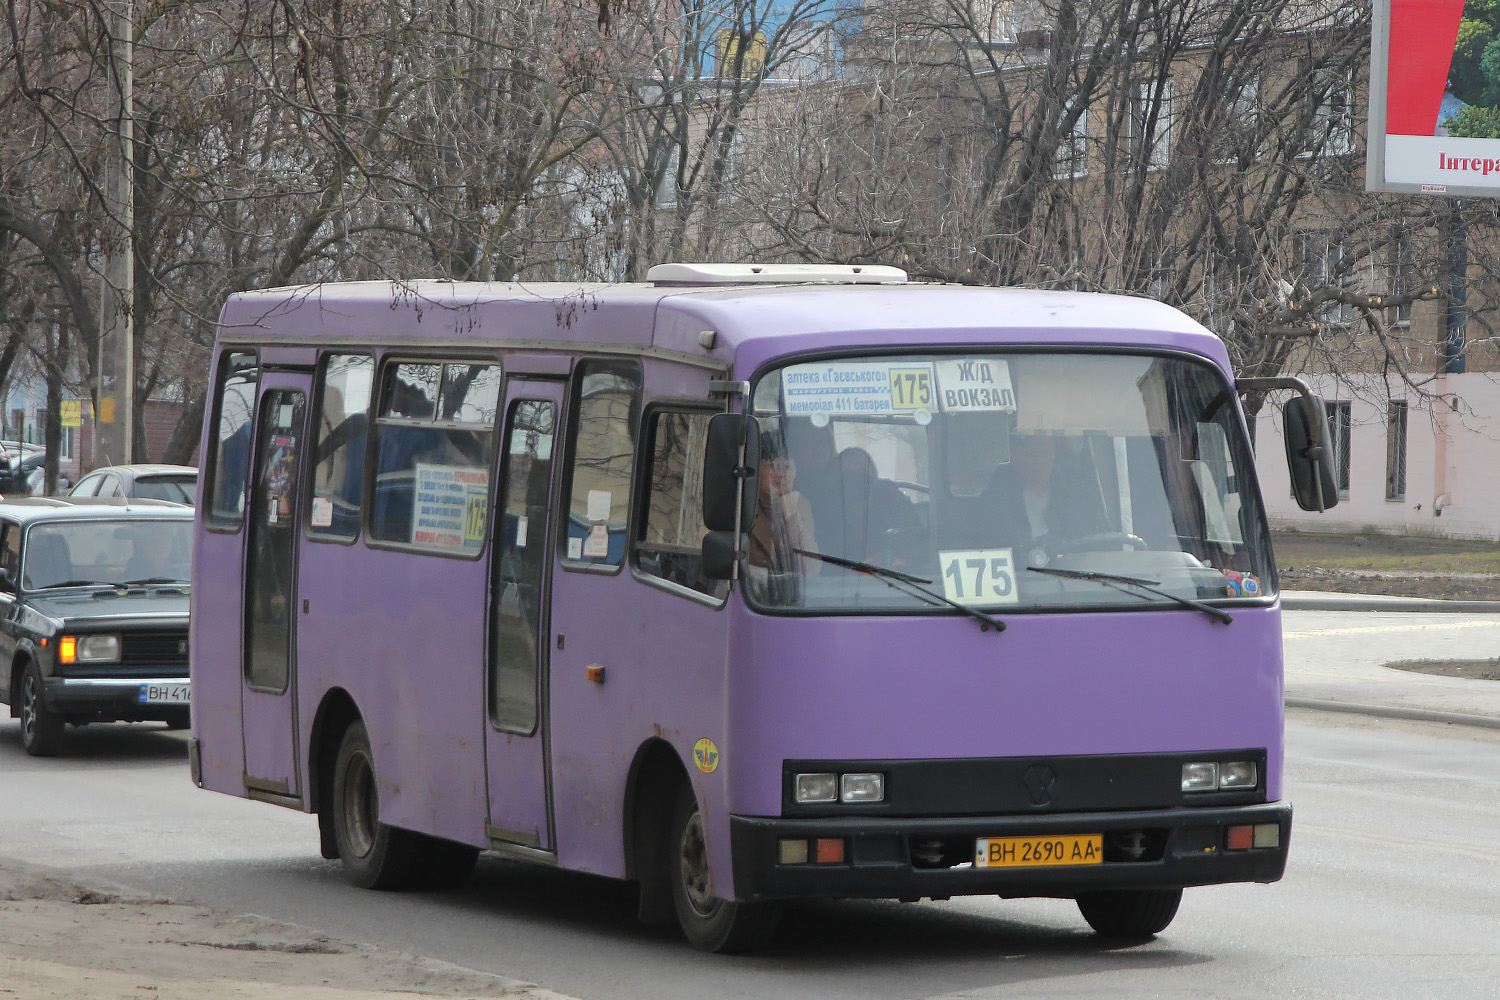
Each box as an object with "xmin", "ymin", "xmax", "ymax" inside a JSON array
[{"xmin": 746, "ymin": 350, "xmax": 1274, "ymax": 614}]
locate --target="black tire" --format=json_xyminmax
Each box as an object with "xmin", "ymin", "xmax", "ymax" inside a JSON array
[
  {"xmin": 420, "ymin": 837, "xmax": 480, "ymax": 890},
  {"xmin": 19, "ymin": 665, "xmax": 64, "ymax": 757},
  {"xmin": 669, "ymin": 784, "xmax": 780, "ymax": 953},
  {"xmin": 162, "ymin": 710, "xmax": 191, "ymax": 731},
  {"xmin": 330, "ymin": 720, "xmax": 428, "ymax": 889},
  {"xmin": 1076, "ymin": 888, "xmax": 1183, "ymax": 938}
]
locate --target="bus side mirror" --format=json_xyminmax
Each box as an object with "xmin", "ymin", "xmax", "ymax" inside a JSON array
[
  {"xmin": 1283, "ymin": 395, "xmax": 1339, "ymax": 512},
  {"xmin": 701, "ymin": 413, "xmax": 759, "ymax": 532}
]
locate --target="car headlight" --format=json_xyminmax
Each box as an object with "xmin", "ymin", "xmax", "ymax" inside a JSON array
[{"xmin": 60, "ymin": 634, "xmax": 121, "ymax": 664}]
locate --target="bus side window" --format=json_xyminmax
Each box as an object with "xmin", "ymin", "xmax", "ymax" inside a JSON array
[
  {"xmin": 368, "ymin": 360, "xmax": 501, "ymax": 556},
  {"xmin": 307, "ymin": 354, "xmax": 374, "ymax": 541},
  {"xmin": 561, "ymin": 359, "xmax": 641, "ymax": 570},
  {"xmin": 204, "ymin": 351, "xmax": 260, "ymax": 531},
  {"xmin": 634, "ymin": 409, "xmax": 728, "ymax": 601}
]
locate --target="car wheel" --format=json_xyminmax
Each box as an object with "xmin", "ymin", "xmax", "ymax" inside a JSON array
[
  {"xmin": 1076, "ymin": 888, "xmax": 1183, "ymax": 938},
  {"xmin": 668, "ymin": 783, "xmax": 780, "ymax": 952},
  {"xmin": 19, "ymin": 664, "xmax": 64, "ymax": 757},
  {"xmin": 330, "ymin": 720, "xmax": 428, "ymax": 889}
]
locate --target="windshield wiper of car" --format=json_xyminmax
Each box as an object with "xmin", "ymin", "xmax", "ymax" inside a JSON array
[
  {"xmin": 1025, "ymin": 566, "xmax": 1233, "ymax": 625},
  {"xmin": 796, "ymin": 549, "xmax": 1006, "ymax": 634},
  {"xmin": 119, "ymin": 577, "xmax": 188, "ymax": 587},
  {"xmin": 42, "ymin": 579, "xmax": 126, "ymax": 590}
]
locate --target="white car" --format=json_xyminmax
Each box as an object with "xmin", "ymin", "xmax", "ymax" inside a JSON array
[{"xmin": 69, "ymin": 464, "xmax": 198, "ymax": 505}]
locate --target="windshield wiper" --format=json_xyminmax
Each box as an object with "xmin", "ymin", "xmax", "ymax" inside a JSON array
[
  {"xmin": 1026, "ymin": 566, "xmax": 1233, "ymax": 624},
  {"xmin": 119, "ymin": 577, "xmax": 188, "ymax": 587},
  {"xmin": 41, "ymin": 579, "xmax": 125, "ymax": 590},
  {"xmin": 796, "ymin": 549, "xmax": 1005, "ymax": 634}
]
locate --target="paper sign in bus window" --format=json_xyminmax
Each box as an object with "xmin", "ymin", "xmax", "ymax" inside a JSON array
[
  {"xmin": 587, "ymin": 489, "xmax": 612, "ymax": 522},
  {"xmin": 933, "ymin": 359, "xmax": 1016, "ymax": 412},
  {"xmin": 937, "ymin": 548, "xmax": 1021, "ymax": 605},
  {"xmin": 412, "ymin": 463, "xmax": 489, "ymax": 552},
  {"xmin": 583, "ymin": 522, "xmax": 610, "ymax": 558},
  {"xmin": 782, "ymin": 362, "xmax": 936, "ymax": 416}
]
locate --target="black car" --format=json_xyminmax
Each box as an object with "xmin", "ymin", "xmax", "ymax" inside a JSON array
[{"xmin": 0, "ymin": 498, "xmax": 192, "ymax": 755}]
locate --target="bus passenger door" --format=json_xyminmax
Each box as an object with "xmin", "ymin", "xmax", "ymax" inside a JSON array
[
  {"xmin": 241, "ymin": 377, "xmax": 311, "ymax": 801},
  {"xmin": 484, "ymin": 381, "xmax": 563, "ymax": 853}
]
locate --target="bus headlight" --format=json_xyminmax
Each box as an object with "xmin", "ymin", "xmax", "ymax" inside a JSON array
[
  {"xmin": 794, "ymin": 773, "xmax": 838, "ymax": 803},
  {"xmin": 1182, "ymin": 760, "xmax": 1258, "ymax": 792},
  {"xmin": 839, "ymin": 772, "xmax": 885, "ymax": 803}
]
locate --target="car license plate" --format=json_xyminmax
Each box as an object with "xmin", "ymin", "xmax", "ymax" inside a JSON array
[
  {"xmin": 139, "ymin": 683, "xmax": 190, "ymax": 705},
  {"xmin": 974, "ymin": 834, "xmax": 1103, "ymax": 868}
]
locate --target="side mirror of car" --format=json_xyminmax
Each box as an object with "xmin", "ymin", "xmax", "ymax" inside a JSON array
[{"xmin": 0, "ymin": 567, "xmax": 15, "ymax": 593}]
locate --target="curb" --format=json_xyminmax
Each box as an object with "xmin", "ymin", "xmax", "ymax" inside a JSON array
[
  {"xmin": 1286, "ymin": 697, "xmax": 1500, "ymax": 730},
  {"xmin": 1281, "ymin": 593, "xmax": 1500, "ymax": 613}
]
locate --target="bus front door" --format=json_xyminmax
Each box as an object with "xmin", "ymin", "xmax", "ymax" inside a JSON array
[
  {"xmin": 241, "ymin": 377, "xmax": 311, "ymax": 802},
  {"xmin": 484, "ymin": 381, "xmax": 563, "ymax": 854}
]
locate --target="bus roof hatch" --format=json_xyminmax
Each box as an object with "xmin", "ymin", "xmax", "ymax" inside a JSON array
[{"xmin": 647, "ymin": 262, "xmax": 908, "ymax": 286}]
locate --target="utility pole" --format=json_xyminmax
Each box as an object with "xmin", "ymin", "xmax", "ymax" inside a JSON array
[{"xmin": 96, "ymin": 0, "xmax": 133, "ymax": 468}]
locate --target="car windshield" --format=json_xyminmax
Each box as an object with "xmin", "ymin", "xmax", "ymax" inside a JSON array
[
  {"xmin": 744, "ymin": 351, "xmax": 1274, "ymax": 614},
  {"xmin": 133, "ymin": 475, "xmax": 198, "ymax": 504},
  {"xmin": 23, "ymin": 519, "xmax": 193, "ymax": 590}
]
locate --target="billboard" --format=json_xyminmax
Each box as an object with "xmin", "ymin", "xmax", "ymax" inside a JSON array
[{"xmin": 1368, "ymin": 0, "xmax": 1500, "ymax": 196}]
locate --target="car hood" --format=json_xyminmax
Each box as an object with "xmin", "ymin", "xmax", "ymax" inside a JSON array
[{"xmin": 24, "ymin": 588, "xmax": 190, "ymax": 627}]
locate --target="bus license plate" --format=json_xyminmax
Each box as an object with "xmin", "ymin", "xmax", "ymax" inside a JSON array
[
  {"xmin": 975, "ymin": 834, "xmax": 1103, "ymax": 868},
  {"xmin": 139, "ymin": 684, "xmax": 191, "ymax": 705}
]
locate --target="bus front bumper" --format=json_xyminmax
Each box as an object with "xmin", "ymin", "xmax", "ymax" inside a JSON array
[{"xmin": 729, "ymin": 802, "xmax": 1290, "ymax": 902}]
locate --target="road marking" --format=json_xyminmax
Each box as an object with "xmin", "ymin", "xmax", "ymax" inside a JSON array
[
  {"xmin": 1285, "ymin": 620, "xmax": 1500, "ymax": 639},
  {"xmin": 1296, "ymin": 822, "xmax": 1500, "ymax": 863}
]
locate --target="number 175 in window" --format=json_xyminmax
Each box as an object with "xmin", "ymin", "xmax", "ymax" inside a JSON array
[{"xmin": 938, "ymin": 549, "xmax": 1020, "ymax": 606}]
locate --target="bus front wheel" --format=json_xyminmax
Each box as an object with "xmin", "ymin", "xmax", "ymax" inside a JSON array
[
  {"xmin": 332, "ymin": 720, "xmax": 429, "ymax": 889},
  {"xmin": 1076, "ymin": 888, "xmax": 1182, "ymax": 938},
  {"xmin": 668, "ymin": 784, "xmax": 780, "ymax": 953}
]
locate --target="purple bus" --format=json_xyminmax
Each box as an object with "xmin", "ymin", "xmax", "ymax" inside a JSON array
[{"xmin": 190, "ymin": 264, "xmax": 1336, "ymax": 952}]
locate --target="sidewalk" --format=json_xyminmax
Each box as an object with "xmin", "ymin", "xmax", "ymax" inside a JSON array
[{"xmin": 1281, "ymin": 590, "xmax": 1500, "ymax": 730}]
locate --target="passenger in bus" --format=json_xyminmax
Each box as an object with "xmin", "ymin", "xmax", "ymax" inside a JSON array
[
  {"xmin": 978, "ymin": 434, "xmax": 1106, "ymax": 553},
  {"xmin": 747, "ymin": 447, "xmax": 819, "ymax": 579},
  {"xmin": 815, "ymin": 447, "xmax": 923, "ymax": 566}
]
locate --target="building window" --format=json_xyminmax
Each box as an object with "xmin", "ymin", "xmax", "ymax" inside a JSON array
[
  {"xmin": 635, "ymin": 409, "xmax": 729, "ymax": 600},
  {"xmin": 1214, "ymin": 76, "xmax": 1259, "ymax": 162},
  {"xmin": 1129, "ymin": 78, "xmax": 1174, "ymax": 171},
  {"xmin": 1328, "ymin": 400, "xmax": 1352, "ymax": 499},
  {"xmin": 1297, "ymin": 232, "xmax": 1354, "ymax": 326},
  {"xmin": 654, "ymin": 140, "xmax": 681, "ymax": 208},
  {"xmin": 1054, "ymin": 104, "xmax": 1088, "ymax": 179},
  {"xmin": 1307, "ymin": 69, "xmax": 1356, "ymax": 157},
  {"xmin": 1390, "ymin": 229, "xmax": 1416, "ymax": 326},
  {"xmin": 562, "ymin": 359, "xmax": 642, "ymax": 569},
  {"xmin": 1385, "ymin": 400, "xmax": 1408, "ymax": 501}
]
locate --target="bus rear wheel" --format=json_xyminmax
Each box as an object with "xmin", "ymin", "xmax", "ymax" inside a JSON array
[
  {"xmin": 668, "ymin": 784, "xmax": 780, "ymax": 953},
  {"xmin": 332, "ymin": 720, "xmax": 431, "ymax": 889},
  {"xmin": 1076, "ymin": 888, "xmax": 1182, "ymax": 938}
]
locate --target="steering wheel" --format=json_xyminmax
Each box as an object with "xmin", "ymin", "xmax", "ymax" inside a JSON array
[{"xmin": 1055, "ymin": 532, "xmax": 1149, "ymax": 553}]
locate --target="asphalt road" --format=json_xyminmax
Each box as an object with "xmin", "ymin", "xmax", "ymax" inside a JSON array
[{"xmin": 1, "ymin": 702, "xmax": 1498, "ymax": 997}]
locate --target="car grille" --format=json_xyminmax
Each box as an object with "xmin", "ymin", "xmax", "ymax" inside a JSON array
[{"xmin": 122, "ymin": 630, "xmax": 189, "ymax": 667}]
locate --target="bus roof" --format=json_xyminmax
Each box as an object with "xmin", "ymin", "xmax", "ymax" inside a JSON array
[{"xmin": 217, "ymin": 277, "xmax": 1232, "ymax": 376}]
